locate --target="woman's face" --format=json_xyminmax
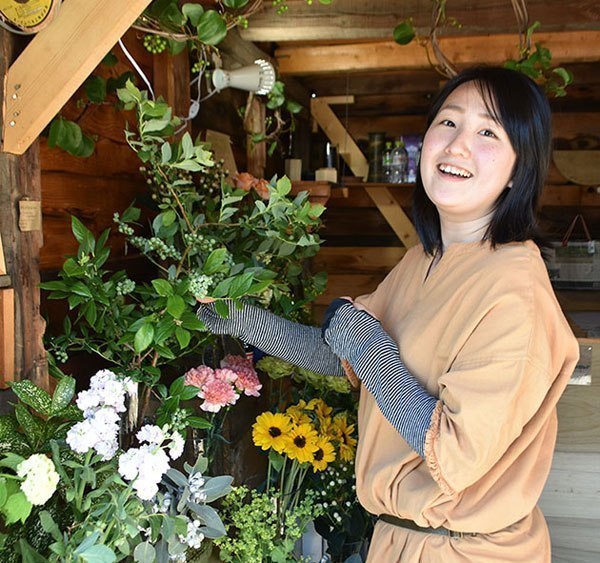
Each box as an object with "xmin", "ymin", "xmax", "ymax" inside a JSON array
[{"xmin": 420, "ymin": 82, "xmax": 517, "ymax": 223}]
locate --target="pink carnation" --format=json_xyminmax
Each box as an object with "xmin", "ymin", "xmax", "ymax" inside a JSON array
[
  {"xmin": 214, "ymin": 368, "xmax": 237, "ymax": 384},
  {"xmin": 199, "ymin": 379, "xmax": 238, "ymax": 412},
  {"xmin": 235, "ymin": 366, "xmax": 262, "ymax": 397},
  {"xmin": 220, "ymin": 354, "xmax": 253, "ymax": 372},
  {"xmin": 185, "ymin": 365, "xmax": 215, "ymax": 389}
]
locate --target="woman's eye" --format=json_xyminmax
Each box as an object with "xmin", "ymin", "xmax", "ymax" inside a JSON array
[
  {"xmin": 440, "ymin": 119, "xmax": 455, "ymax": 127},
  {"xmin": 480, "ymin": 129, "xmax": 497, "ymax": 138}
]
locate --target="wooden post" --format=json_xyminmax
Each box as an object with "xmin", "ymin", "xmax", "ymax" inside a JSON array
[
  {"xmin": 0, "ymin": 30, "xmax": 48, "ymax": 390},
  {"xmin": 246, "ymin": 95, "xmax": 266, "ymax": 178},
  {"xmin": 153, "ymin": 49, "xmax": 191, "ymax": 131},
  {"xmin": 0, "ymin": 234, "xmax": 14, "ymax": 387}
]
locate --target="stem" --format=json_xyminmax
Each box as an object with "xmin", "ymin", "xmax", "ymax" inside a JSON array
[{"xmin": 75, "ymin": 450, "xmax": 94, "ymax": 513}]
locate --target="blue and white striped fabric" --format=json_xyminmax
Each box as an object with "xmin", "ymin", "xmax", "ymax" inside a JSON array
[{"xmin": 198, "ymin": 300, "xmax": 436, "ymax": 458}]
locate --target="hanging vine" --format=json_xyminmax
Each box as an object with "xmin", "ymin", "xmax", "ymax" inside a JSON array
[{"xmin": 393, "ymin": 0, "xmax": 573, "ymax": 97}]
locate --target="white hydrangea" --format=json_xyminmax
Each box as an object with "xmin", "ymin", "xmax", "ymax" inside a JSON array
[
  {"xmin": 118, "ymin": 443, "xmax": 171, "ymax": 501},
  {"xmin": 168, "ymin": 431, "xmax": 185, "ymax": 460},
  {"xmin": 17, "ymin": 454, "xmax": 59, "ymax": 506},
  {"xmin": 137, "ymin": 425, "xmax": 165, "ymax": 445}
]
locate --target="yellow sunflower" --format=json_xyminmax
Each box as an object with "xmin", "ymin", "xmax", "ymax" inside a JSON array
[
  {"xmin": 311, "ymin": 435, "xmax": 336, "ymax": 472},
  {"xmin": 252, "ymin": 412, "xmax": 293, "ymax": 453},
  {"xmin": 307, "ymin": 398, "xmax": 332, "ymax": 419},
  {"xmin": 283, "ymin": 423, "xmax": 319, "ymax": 464},
  {"xmin": 286, "ymin": 402, "xmax": 311, "ymax": 426},
  {"xmin": 333, "ymin": 415, "xmax": 357, "ymax": 462}
]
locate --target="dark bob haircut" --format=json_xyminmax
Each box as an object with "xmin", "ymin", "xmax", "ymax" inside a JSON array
[{"xmin": 412, "ymin": 66, "xmax": 552, "ymax": 255}]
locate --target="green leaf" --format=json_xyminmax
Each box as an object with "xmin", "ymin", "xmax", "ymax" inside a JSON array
[
  {"xmin": 71, "ymin": 281, "xmax": 93, "ymax": 298},
  {"xmin": 3, "ymin": 491, "xmax": 32, "ymax": 524},
  {"xmin": 71, "ymin": 215, "xmax": 91, "ymax": 244},
  {"xmin": 84, "ymin": 76, "xmax": 107, "ymax": 104},
  {"xmin": 162, "ymin": 210, "xmax": 176, "ymax": 227},
  {"xmin": 214, "ymin": 299, "xmax": 230, "ymax": 318},
  {"xmin": 121, "ymin": 206, "xmax": 141, "ymax": 223},
  {"xmin": 17, "ymin": 539, "xmax": 47, "ymax": 563},
  {"xmin": 203, "ymin": 248, "xmax": 228, "ymax": 274},
  {"xmin": 78, "ymin": 544, "xmax": 117, "ymax": 563},
  {"xmin": 9, "ymin": 381, "xmax": 53, "ymax": 417},
  {"xmin": 223, "ymin": 0, "xmax": 250, "ymax": 9},
  {"xmin": 275, "ymin": 176, "xmax": 291, "ymax": 196},
  {"xmin": 101, "ymin": 52, "xmax": 118, "ymax": 67},
  {"xmin": 268, "ymin": 448, "xmax": 285, "ymax": 472},
  {"xmin": 15, "ymin": 404, "xmax": 44, "ymax": 447},
  {"xmin": 167, "ymin": 295, "xmax": 185, "ymax": 319},
  {"xmin": 51, "ymin": 376, "xmax": 76, "ymax": 414},
  {"xmin": 175, "ymin": 327, "xmax": 191, "ymax": 349},
  {"xmin": 160, "ymin": 141, "xmax": 172, "ymax": 164},
  {"xmin": 152, "ymin": 278, "xmax": 173, "ymax": 297},
  {"xmin": 182, "ymin": 3, "xmax": 204, "ymax": 26},
  {"xmin": 228, "ymin": 272, "xmax": 254, "ymax": 299},
  {"xmin": 134, "ymin": 324, "xmax": 154, "ymax": 354},
  {"xmin": 393, "ymin": 20, "xmax": 415, "ymax": 45},
  {"xmin": 133, "ymin": 542, "xmax": 155, "ymax": 563},
  {"xmin": 83, "ymin": 300, "xmax": 97, "ymax": 325},
  {"xmin": 187, "ymin": 416, "xmax": 211, "ymax": 429},
  {"xmin": 196, "ymin": 10, "xmax": 227, "ymax": 46},
  {"xmin": 39, "ymin": 510, "xmax": 63, "ymax": 541},
  {"xmin": 143, "ymin": 118, "xmax": 170, "ymax": 133},
  {"xmin": 181, "ymin": 132, "xmax": 194, "ymax": 160}
]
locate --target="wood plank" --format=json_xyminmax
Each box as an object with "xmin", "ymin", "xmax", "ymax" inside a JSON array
[
  {"xmin": 313, "ymin": 246, "xmax": 407, "ymax": 274},
  {"xmin": 313, "ymin": 273, "xmax": 386, "ymax": 305},
  {"xmin": 0, "ymin": 288, "xmax": 14, "ymax": 388},
  {"xmin": 2, "ymin": 0, "xmax": 153, "ymax": 155},
  {"xmin": 1, "ymin": 30, "xmax": 48, "ymax": 388},
  {"xmin": 311, "ymin": 97, "xmax": 418, "ymax": 247},
  {"xmin": 546, "ymin": 517, "xmax": 600, "ymax": 555},
  {"xmin": 153, "ymin": 49, "xmax": 191, "ymax": 128},
  {"xmin": 40, "ymin": 137, "xmax": 142, "ymax": 177},
  {"xmin": 242, "ymin": 0, "xmax": 599, "ymax": 42},
  {"xmin": 276, "ymin": 32, "xmax": 600, "ymax": 75}
]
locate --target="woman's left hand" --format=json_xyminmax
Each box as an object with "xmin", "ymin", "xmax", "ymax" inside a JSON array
[{"xmin": 321, "ymin": 299, "xmax": 383, "ymax": 366}]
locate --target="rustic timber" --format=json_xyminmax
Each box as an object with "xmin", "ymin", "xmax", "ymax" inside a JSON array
[
  {"xmin": 1, "ymin": 0, "xmax": 153, "ymax": 155},
  {"xmin": 276, "ymin": 31, "xmax": 600, "ymax": 75},
  {"xmin": 311, "ymin": 97, "xmax": 419, "ymax": 248},
  {"xmin": 242, "ymin": 0, "xmax": 600, "ymax": 42},
  {"xmin": 0, "ymin": 30, "xmax": 48, "ymax": 388},
  {"xmin": 153, "ymin": 49, "xmax": 191, "ymax": 129}
]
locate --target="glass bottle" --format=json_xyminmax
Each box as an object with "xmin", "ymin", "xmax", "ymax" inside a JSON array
[
  {"xmin": 382, "ymin": 141, "xmax": 393, "ymax": 182},
  {"xmin": 390, "ymin": 138, "xmax": 408, "ymax": 184}
]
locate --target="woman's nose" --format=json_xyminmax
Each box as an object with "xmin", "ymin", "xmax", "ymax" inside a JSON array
[{"xmin": 444, "ymin": 130, "xmax": 471, "ymax": 158}]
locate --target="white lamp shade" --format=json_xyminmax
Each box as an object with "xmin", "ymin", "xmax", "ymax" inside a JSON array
[{"xmin": 212, "ymin": 59, "xmax": 276, "ymax": 95}]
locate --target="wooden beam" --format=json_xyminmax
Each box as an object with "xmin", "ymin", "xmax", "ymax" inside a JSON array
[
  {"xmin": 276, "ymin": 31, "xmax": 600, "ymax": 75},
  {"xmin": 310, "ymin": 97, "xmax": 418, "ymax": 248},
  {"xmin": 1, "ymin": 0, "xmax": 152, "ymax": 155},
  {"xmin": 243, "ymin": 0, "xmax": 599, "ymax": 43}
]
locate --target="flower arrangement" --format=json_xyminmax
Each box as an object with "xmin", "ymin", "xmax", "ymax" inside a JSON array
[{"xmin": 0, "ymin": 371, "xmax": 231, "ymax": 562}]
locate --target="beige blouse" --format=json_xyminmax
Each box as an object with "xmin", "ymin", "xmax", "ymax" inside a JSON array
[{"xmin": 354, "ymin": 241, "xmax": 579, "ymax": 562}]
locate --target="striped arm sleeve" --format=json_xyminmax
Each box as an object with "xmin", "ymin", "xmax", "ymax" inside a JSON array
[
  {"xmin": 324, "ymin": 303, "xmax": 438, "ymax": 458},
  {"xmin": 197, "ymin": 301, "xmax": 345, "ymax": 377}
]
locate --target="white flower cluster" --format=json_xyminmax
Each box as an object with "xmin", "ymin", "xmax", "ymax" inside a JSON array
[
  {"xmin": 118, "ymin": 424, "xmax": 185, "ymax": 501},
  {"xmin": 178, "ymin": 517, "xmax": 205, "ymax": 550},
  {"xmin": 66, "ymin": 370, "xmax": 136, "ymax": 461},
  {"xmin": 188, "ymin": 472, "xmax": 206, "ymax": 503},
  {"xmin": 17, "ymin": 454, "xmax": 60, "ymax": 506}
]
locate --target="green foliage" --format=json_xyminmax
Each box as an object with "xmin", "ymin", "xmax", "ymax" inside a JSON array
[
  {"xmin": 393, "ymin": 20, "xmax": 416, "ymax": 45},
  {"xmin": 215, "ymin": 486, "xmax": 322, "ymax": 563},
  {"xmin": 41, "ymin": 215, "xmax": 213, "ymax": 381},
  {"xmin": 256, "ymin": 356, "xmax": 352, "ymax": 394},
  {"xmin": 504, "ymin": 22, "xmax": 573, "ymax": 97},
  {"xmin": 0, "ymin": 377, "xmax": 80, "ymax": 457},
  {"xmin": 116, "ymin": 80, "xmax": 326, "ymax": 322}
]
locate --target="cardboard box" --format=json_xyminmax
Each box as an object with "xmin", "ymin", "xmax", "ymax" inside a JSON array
[{"xmin": 546, "ymin": 241, "xmax": 600, "ymax": 289}]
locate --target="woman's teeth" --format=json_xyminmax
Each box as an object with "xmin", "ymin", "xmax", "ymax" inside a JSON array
[{"xmin": 438, "ymin": 164, "xmax": 472, "ymax": 178}]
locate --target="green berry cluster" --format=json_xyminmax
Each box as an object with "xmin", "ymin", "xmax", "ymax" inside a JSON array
[
  {"xmin": 183, "ymin": 232, "xmax": 217, "ymax": 254},
  {"xmin": 188, "ymin": 271, "xmax": 213, "ymax": 300},
  {"xmin": 116, "ymin": 279, "xmax": 136, "ymax": 296},
  {"xmin": 170, "ymin": 409, "xmax": 188, "ymax": 433},
  {"xmin": 235, "ymin": 16, "xmax": 249, "ymax": 29},
  {"xmin": 129, "ymin": 236, "xmax": 181, "ymax": 261},
  {"xmin": 54, "ymin": 349, "xmax": 69, "ymax": 364},
  {"xmin": 143, "ymin": 34, "xmax": 167, "ymax": 54},
  {"xmin": 272, "ymin": 0, "xmax": 289, "ymax": 15}
]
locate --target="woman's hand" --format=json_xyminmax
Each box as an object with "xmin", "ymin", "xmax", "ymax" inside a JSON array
[{"xmin": 321, "ymin": 298, "xmax": 382, "ymax": 366}]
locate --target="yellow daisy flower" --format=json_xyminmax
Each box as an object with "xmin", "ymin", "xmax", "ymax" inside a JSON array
[
  {"xmin": 307, "ymin": 398, "xmax": 332, "ymax": 419},
  {"xmin": 284, "ymin": 423, "xmax": 319, "ymax": 464},
  {"xmin": 286, "ymin": 403, "xmax": 311, "ymax": 426},
  {"xmin": 333, "ymin": 415, "xmax": 357, "ymax": 462},
  {"xmin": 311, "ymin": 435, "xmax": 336, "ymax": 472},
  {"xmin": 252, "ymin": 412, "xmax": 293, "ymax": 453}
]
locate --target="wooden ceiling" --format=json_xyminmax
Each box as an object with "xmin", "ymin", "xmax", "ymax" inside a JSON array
[{"xmin": 237, "ymin": 0, "xmax": 600, "ymax": 123}]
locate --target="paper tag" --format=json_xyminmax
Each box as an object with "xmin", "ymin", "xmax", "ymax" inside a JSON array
[{"xmin": 18, "ymin": 200, "xmax": 42, "ymax": 232}]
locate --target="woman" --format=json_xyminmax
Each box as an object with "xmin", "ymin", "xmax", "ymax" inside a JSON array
[{"xmin": 198, "ymin": 67, "xmax": 579, "ymax": 562}]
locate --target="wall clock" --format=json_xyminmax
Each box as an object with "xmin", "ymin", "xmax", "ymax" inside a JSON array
[{"xmin": 0, "ymin": 0, "xmax": 59, "ymax": 33}]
